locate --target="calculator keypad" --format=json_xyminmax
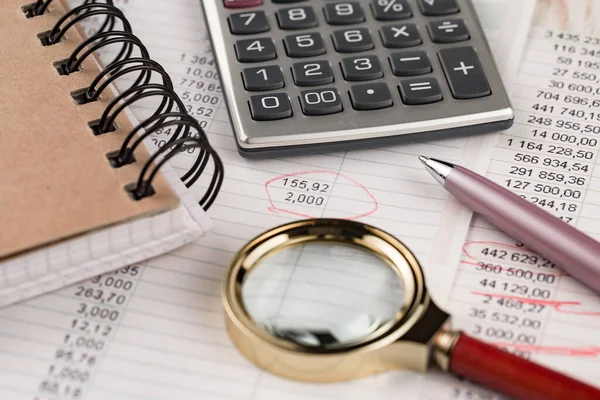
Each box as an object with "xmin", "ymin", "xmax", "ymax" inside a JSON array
[
  {"xmin": 204, "ymin": 0, "xmax": 511, "ymax": 154},
  {"xmin": 224, "ymin": 0, "xmax": 492, "ymax": 117}
]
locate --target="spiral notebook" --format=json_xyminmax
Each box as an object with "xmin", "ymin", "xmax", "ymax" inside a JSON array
[{"xmin": 0, "ymin": 0, "xmax": 223, "ymax": 306}]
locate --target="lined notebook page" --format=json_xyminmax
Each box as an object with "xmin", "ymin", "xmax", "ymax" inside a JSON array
[
  {"xmin": 444, "ymin": 2, "xmax": 600, "ymax": 394},
  {"xmin": 0, "ymin": 1, "xmax": 534, "ymax": 399}
]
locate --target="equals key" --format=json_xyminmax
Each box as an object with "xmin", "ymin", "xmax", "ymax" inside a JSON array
[
  {"xmin": 389, "ymin": 51, "xmax": 432, "ymax": 76},
  {"xmin": 399, "ymin": 77, "xmax": 442, "ymax": 105}
]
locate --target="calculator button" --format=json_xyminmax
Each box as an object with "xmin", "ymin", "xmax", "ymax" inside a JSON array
[
  {"xmin": 332, "ymin": 28, "xmax": 374, "ymax": 53},
  {"xmin": 427, "ymin": 19, "xmax": 469, "ymax": 43},
  {"xmin": 249, "ymin": 93, "xmax": 293, "ymax": 120},
  {"xmin": 349, "ymin": 82, "xmax": 393, "ymax": 110},
  {"xmin": 370, "ymin": 0, "xmax": 412, "ymax": 21},
  {"xmin": 399, "ymin": 78, "xmax": 442, "ymax": 105},
  {"xmin": 341, "ymin": 55, "xmax": 383, "ymax": 81},
  {"xmin": 438, "ymin": 46, "xmax": 491, "ymax": 99},
  {"xmin": 228, "ymin": 11, "xmax": 269, "ymax": 34},
  {"xmin": 292, "ymin": 61, "xmax": 334, "ymax": 86},
  {"xmin": 235, "ymin": 38, "xmax": 277, "ymax": 62},
  {"xmin": 417, "ymin": 0, "xmax": 459, "ymax": 16},
  {"xmin": 224, "ymin": 0, "xmax": 263, "ymax": 8},
  {"xmin": 242, "ymin": 65, "xmax": 285, "ymax": 91},
  {"xmin": 276, "ymin": 6, "xmax": 318, "ymax": 30},
  {"xmin": 324, "ymin": 2, "xmax": 365, "ymax": 25},
  {"xmin": 379, "ymin": 24, "xmax": 421, "ymax": 48},
  {"xmin": 389, "ymin": 51, "xmax": 431, "ymax": 76},
  {"xmin": 299, "ymin": 88, "xmax": 343, "ymax": 115},
  {"xmin": 284, "ymin": 33, "xmax": 326, "ymax": 57}
]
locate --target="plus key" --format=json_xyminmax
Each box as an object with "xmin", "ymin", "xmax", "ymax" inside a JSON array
[{"xmin": 438, "ymin": 46, "xmax": 490, "ymax": 99}]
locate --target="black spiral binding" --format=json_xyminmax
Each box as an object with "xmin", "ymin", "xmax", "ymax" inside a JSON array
[{"xmin": 23, "ymin": 0, "xmax": 224, "ymax": 211}]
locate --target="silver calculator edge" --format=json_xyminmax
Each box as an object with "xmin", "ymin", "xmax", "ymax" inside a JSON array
[{"xmin": 200, "ymin": 0, "xmax": 514, "ymax": 158}]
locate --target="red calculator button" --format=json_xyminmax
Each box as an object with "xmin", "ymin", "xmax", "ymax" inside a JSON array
[{"xmin": 224, "ymin": 0, "xmax": 263, "ymax": 8}]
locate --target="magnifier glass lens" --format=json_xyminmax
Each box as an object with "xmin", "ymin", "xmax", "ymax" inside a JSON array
[{"xmin": 241, "ymin": 242, "xmax": 405, "ymax": 348}]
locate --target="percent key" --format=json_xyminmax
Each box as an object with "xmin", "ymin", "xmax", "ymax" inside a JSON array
[{"xmin": 371, "ymin": 0, "xmax": 412, "ymax": 20}]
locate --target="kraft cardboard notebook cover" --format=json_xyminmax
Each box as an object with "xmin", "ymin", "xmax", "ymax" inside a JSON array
[{"xmin": 0, "ymin": 0, "xmax": 179, "ymax": 259}]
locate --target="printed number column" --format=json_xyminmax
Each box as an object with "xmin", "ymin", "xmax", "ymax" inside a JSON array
[{"xmin": 34, "ymin": 265, "xmax": 144, "ymax": 400}]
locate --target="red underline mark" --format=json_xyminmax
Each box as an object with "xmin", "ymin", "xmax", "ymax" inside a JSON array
[
  {"xmin": 471, "ymin": 291, "xmax": 600, "ymax": 316},
  {"xmin": 491, "ymin": 342, "xmax": 600, "ymax": 357}
]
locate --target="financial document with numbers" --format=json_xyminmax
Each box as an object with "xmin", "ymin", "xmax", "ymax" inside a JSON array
[
  {"xmin": 8, "ymin": 1, "xmax": 599, "ymax": 400},
  {"xmin": 445, "ymin": 25, "xmax": 600, "ymax": 391}
]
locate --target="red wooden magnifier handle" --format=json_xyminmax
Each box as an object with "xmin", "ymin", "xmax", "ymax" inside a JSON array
[{"xmin": 449, "ymin": 333, "xmax": 600, "ymax": 400}]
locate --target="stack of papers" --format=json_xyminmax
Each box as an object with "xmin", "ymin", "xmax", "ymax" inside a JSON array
[{"xmin": 1, "ymin": 0, "xmax": 599, "ymax": 399}]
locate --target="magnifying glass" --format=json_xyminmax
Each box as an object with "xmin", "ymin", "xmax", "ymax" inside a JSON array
[{"xmin": 222, "ymin": 218, "xmax": 600, "ymax": 400}]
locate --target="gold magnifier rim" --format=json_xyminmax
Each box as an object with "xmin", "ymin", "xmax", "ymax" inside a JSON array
[{"xmin": 222, "ymin": 218, "xmax": 428, "ymax": 355}]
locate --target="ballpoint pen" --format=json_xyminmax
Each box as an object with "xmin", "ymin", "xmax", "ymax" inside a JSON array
[{"xmin": 419, "ymin": 155, "xmax": 600, "ymax": 295}]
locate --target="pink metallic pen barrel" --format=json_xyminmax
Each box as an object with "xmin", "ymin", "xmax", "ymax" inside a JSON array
[{"xmin": 446, "ymin": 166, "xmax": 600, "ymax": 294}]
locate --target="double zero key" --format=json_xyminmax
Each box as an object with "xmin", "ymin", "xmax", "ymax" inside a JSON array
[{"xmin": 299, "ymin": 88, "xmax": 343, "ymax": 115}]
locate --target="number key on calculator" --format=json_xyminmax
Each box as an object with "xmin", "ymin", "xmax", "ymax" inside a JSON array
[{"xmin": 201, "ymin": 0, "xmax": 514, "ymax": 157}]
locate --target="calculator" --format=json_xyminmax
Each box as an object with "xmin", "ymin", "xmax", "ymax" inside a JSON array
[{"xmin": 200, "ymin": 0, "xmax": 514, "ymax": 157}]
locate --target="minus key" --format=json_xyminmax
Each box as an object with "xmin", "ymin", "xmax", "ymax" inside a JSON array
[{"xmin": 389, "ymin": 51, "xmax": 432, "ymax": 76}]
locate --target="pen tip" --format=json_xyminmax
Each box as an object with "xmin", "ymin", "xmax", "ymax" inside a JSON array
[{"xmin": 418, "ymin": 155, "xmax": 429, "ymax": 165}]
